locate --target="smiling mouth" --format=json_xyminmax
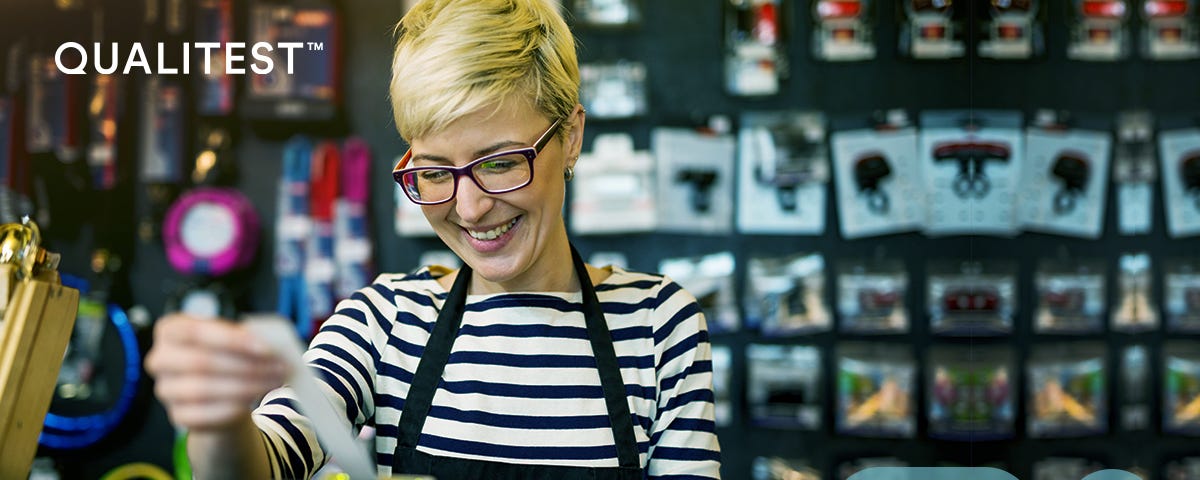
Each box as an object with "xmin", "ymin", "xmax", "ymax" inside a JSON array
[{"xmin": 465, "ymin": 216, "xmax": 520, "ymax": 241}]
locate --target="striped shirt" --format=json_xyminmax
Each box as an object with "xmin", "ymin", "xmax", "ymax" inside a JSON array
[{"xmin": 252, "ymin": 265, "xmax": 722, "ymax": 479}]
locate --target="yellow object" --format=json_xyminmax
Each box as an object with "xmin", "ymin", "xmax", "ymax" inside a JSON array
[{"xmin": 100, "ymin": 462, "xmax": 174, "ymax": 480}]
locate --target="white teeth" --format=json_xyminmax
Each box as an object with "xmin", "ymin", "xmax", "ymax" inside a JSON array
[{"xmin": 467, "ymin": 218, "xmax": 518, "ymax": 241}]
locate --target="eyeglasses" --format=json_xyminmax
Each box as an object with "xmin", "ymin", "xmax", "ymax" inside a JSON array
[{"xmin": 392, "ymin": 118, "xmax": 563, "ymax": 205}]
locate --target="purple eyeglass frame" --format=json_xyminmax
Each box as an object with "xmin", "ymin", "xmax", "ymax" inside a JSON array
[{"xmin": 392, "ymin": 118, "xmax": 564, "ymax": 205}]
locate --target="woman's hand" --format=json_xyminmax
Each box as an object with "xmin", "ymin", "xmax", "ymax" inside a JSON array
[{"xmin": 145, "ymin": 313, "xmax": 289, "ymax": 432}]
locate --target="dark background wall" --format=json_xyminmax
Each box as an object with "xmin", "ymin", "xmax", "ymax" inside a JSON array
[{"xmin": 2, "ymin": 0, "xmax": 1198, "ymax": 479}]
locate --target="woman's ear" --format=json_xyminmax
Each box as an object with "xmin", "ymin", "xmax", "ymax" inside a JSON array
[{"xmin": 567, "ymin": 104, "xmax": 586, "ymax": 169}]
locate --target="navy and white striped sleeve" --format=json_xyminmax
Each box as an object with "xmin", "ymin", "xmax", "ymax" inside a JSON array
[
  {"xmin": 252, "ymin": 284, "xmax": 389, "ymax": 479},
  {"xmin": 646, "ymin": 277, "xmax": 722, "ymax": 479}
]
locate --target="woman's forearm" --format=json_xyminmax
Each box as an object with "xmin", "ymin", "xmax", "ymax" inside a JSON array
[{"xmin": 187, "ymin": 414, "xmax": 274, "ymax": 480}]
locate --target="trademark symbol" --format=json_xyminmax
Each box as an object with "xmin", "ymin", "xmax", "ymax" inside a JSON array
[{"xmin": 307, "ymin": 42, "xmax": 324, "ymax": 51}]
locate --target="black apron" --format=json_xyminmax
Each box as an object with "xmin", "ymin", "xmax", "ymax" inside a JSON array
[{"xmin": 390, "ymin": 245, "xmax": 644, "ymax": 480}]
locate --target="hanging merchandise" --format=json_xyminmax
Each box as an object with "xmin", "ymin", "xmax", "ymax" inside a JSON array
[
  {"xmin": 579, "ymin": 61, "xmax": 647, "ymax": 120},
  {"xmin": 711, "ymin": 345, "xmax": 732, "ymax": 427},
  {"xmin": 571, "ymin": 133, "xmax": 656, "ymax": 234},
  {"xmin": 42, "ymin": 272, "xmax": 142, "ymax": 450},
  {"xmin": 751, "ymin": 457, "xmax": 820, "ymax": 480},
  {"xmin": 0, "ymin": 95, "xmax": 13, "ymax": 188},
  {"xmin": 1120, "ymin": 344, "xmax": 1151, "ymax": 431},
  {"xmin": 162, "ymin": 187, "xmax": 261, "ymax": 277},
  {"xmin": 277, "ymin": 135, "xmax": 312, "ymax": 333},
  {"xmin": 978, "ymin": 0, "xmax": 1044, "ymax": 59},
  {"xmin": 26, "ymin": 53, "xmax": 79, "ymax": 162},
  {"xmin": 837, "ymin": 458, "xmax": 907, "ymax": 480},
  {"xmin": 831, "ymin": 110, "xmax": 925, "ymax": 239},
  {"xmin": 1032, "ymin": 458, "xmax": 1106, "ymax": 479},
  {"xmin": 195, "ymin": 0, "xmax": 235, "ymax": 116},
  {"xmin": 1167, "ymin": 458, "xmax": 1200, "ymax": 479},
  {"xmin": 659, "ymin": 252, "xmax": 739, "ymax": 334},
  {"xmin": 1159, "ymin": 127, "xmax": 1200, "ymax": 237},
  {"xmin": 811, "ymin": 0, "xmax": 875, "ymax": 61},
  {"xmin": 653, "ymin": 127, "xmax": 735, "ymax": 234},
  {"xmin": 836, "ymin": 342, "xmax": 915, "ymax": 438},
  {"xmin": 86, "ymin": 74, "xmax": 121, "ymax": 192},
  {"xmin": 1114, "ymin": 111, "xmax": 1157, "ymax": 235},
  {"xmin": 1164, "ymin": 341, "xmax": 1200, "ymax": 435},
  {"xmin": 927, "ymin": 346, "xmax": 1015, "ymax": 440},
  {"xmin": 1067, "ymin": 0, "xmax": 1130, "ymax": 61},
  {"xmin": 137, "ymin": 76, "xmax": 186, "ymax": 243},
  {"xmin": 1166, "ymin": 257, "xmax": 1200, "ymax": 332},
  {"xmin": 919, "ymin": 110, "xmax": 1023, "ymax": 236},
  {"xmin": 836, "ymin": 258, "xmax": 908, "ymax": 334},
  {"xmin": 573, "ymin": 0, "xmax": 642, "ymax": 27},
  {"xmin": 1015, "ymin": 111, "xmax": 1111, "ymax": 238},
  {"xmin": 1033, "ymin": 258, "xmax": 1106, "ymax": 334},
  {"xmin": 245, "ymin": 0, "xmax": 341, "ymax": 121},
  {"xmin": 927, "ymin": 259, "xmax": 1016, "ymax": 336},
  {"xmin": 744, "ymin": 253, "xmax": 830, "ymax": 336},
  {"xmin": 303, "ymin": 140, "xmax": 339, "ymax": 338},
  {"xmin": 899, "ymin": 0, "xmax": 965, "ymax": 59},
  {"xmin": 1027, "ymin": 343, "xmax": 1107, "ymax": 438},
  {"xmin": 1141, "ymin": 0, "xmax": 1200, "ymax": 60},
  {"xmin": 334, "ymin": 138, "xmax": 372, "ymax": 301},
  {"xmin": 1112, "ymin": 252, "xmax": 1159, "ymax": 332},
  {"xmin": 724, "ymin": 0, "xmax": 787, "ymax": 96},
  {"xmin": 746, "ymin": 344, "xmax": 822, "ymax": 430},
  {"xmin": 736, "ymin": 111, "xmax": 829, "ymax": 235}
]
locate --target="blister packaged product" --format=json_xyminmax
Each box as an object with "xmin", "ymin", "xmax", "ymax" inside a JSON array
[
  {"xmin": 830, "ymin": 121, "xmax": 926, "ymax": 239},
  {"xmin": 1034, "ymin": 258, "xmax": 1106, "ymax": 334},
  {"xmin": 836, "ymin": 258, "xmax": 908, "ymax": 334},
  {"xmin": 1017, "ymin": 125, "xmax": 1111, "ymax": 239},
  {"xmin": 837, "ymin": 457, "xmax": 907, "ymax": 480},
  {"xmin": 1164, "ymin": 341, "xmax": 1200, "ymax": 435},
  {"xmin": 724, "ymin": 0, "xmax": 787, "ymax": 96},
  {"xmin": 1066, "ymin": 0, "xmax": 1131, "ymax": 61},
  {"xmin": 1027, "ymin": 343, "xmax": 1107, "ymax": 438},
  {"xmin": 245, "ymin": 0, "xmax": 341, "ymax": 121},
  {"xmin": 918, "ymin": 110, "xmax": 1024, "ymax": 236},
  {"xmin": 1158, "ymin": 128, "xmax": 1200, "ymax": 238},
  {"xmin": 899, "ymin": 0, "xmax": 966, "ymax": 59},
  {"xmin": 1140, "ymin": 0, "xmax": 1200, "ymax": 60},
  {"xmin": 1166, "ymin": 257, "xmax": 1200, "ymax": 332},
  {"xmin": 1112, "ymin": 252, "xmax": 1159, "ymax": 332},
  {"xmin": 927, "ymin": 345, "xmax": 1015, "ymax": 440},
  {"xmin": 737, "ymin": 111, "xmax": 829, "ymax": 235},
  {"xmin": 811, "ymin": 0, "xmax": 876, "ymax": 61},
  {"xmin": 836, "ymin": 342, "xmax": 915, "ymax": 438},
  {"xmin": 711, "ymin": 344, "xmax": 733, "ymax": 427},
  {"xmin": 1121, "ymin": 345, "xmax": 1151, "ymax": 431},
  {"xmin": 1113, "ymin": 111, "xmax": 1157, "ymax": 235},
  {"xmin": 571, "ymin": 133, "xmax": 656, "ymax": 234},
  {"xmin": 927, "ymin": 259, "xmax": 1016, "ymax": 336},
  {"xmin": 977, "ymin": 0, "xmax": 1044, "ymax": 59},
  {"xmin": 660, "ymin": 252, "xmax": 739, "ymax": 334},
  {"xmin": 747, "ymin": 344, "xmax": 822, "ymax": 430},
  {"xmin": 653, "ymin": 128, "xmax": 736, "ymax": 234},
  {"xmin": 1032, "ymin": 457, "xmax": 1106, "ymax": 480},
  {"xmin": 573, "ymin": 0, "xmax": 642, "ymax": 28},
  {"xmin": 579, "ymin": 61, "xmax": 647, "ymax": 120},
  {"xmin": 752, "ymin": 457, "xmax": 820, "ymax": 480},
  {"xmin": 745, "ymin": 253, "xmax": 831, "ymax": 336}
]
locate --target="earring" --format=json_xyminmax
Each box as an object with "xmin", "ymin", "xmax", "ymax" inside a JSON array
[{"xmin": 564, "ymin": 165, "xmax": 575, "ymax": 182}]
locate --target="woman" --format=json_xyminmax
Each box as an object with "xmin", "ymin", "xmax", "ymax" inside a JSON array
[{"xmin": 145, "ymin": 0, "xmax": 721, "ymax": 478}]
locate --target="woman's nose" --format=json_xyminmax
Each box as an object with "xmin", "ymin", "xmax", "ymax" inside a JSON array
[{"xmin": 454, "ymin": 175, "xmax": 493, "ymax": 223}]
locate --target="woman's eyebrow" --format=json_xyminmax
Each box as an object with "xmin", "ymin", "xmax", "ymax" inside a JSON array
[{"xmin": 473, "ymin": 140, "xmax": 526, "ymax": 158}]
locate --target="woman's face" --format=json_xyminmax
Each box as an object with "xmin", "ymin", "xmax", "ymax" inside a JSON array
[{"xmin": 409, "ymin": 99, "xmax": 583, "ymax": 291}]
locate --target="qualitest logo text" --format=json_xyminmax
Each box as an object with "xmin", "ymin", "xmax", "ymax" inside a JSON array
[{"xmin": 54, "ymin": 42, "xmax": 325, "ymax": 75}]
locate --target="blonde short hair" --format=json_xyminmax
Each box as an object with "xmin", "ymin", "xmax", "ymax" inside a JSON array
[{"xmin": 390, "ymin": 0, "xmax": 580, "ymax": 143}]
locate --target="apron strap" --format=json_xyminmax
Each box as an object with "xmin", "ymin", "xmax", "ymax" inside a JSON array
[
  {"xmin": 570, "ymin": 245, "xmax": 641, "ymax": 469},
  {"xmin": 395, "ymin": 244, "xmax": 642, "ymax": 470},
  {"xmin": 395, "ymin": 262, "xmax": 473, "ymax": 449}
]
